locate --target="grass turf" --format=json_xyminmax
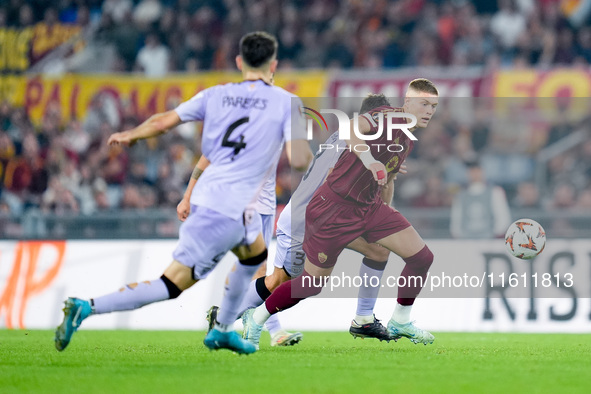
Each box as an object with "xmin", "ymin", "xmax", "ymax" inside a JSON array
[{"xmin": 0, "ymin": 330, "xmax": 590, "ymax": 393}]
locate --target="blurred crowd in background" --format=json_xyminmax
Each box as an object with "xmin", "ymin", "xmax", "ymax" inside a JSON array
[
  {"xmin": 2, "ymin": 0, "xmax": 591, "ymax": 74},
  {"xmin": 2, "ymin": 96, "xmax": 590, "ymax": 220},
  {"xmin": 1, "ymin": 0, "xmax": 591, "ymax": 238}
]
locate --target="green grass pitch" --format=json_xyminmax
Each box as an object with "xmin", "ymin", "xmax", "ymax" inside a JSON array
[{"xmin": 1, "ymin": 330, "xmax": 590, "ymax": 393}]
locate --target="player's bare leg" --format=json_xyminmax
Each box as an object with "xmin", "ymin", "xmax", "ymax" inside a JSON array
[
  {"xmin": 253, "ymin": 262, "xmax": 267, "ymax": 281},
  {"xmin": 346, "ymin": 238, "xmax": 390, "ymax": 341},
  {"xmin": 375, "ymin": 226, "xmax": 435, "ymax": 345},
  {"xmin": 163, "ymin": 261, "xmax": 199, "ymax": 290}
]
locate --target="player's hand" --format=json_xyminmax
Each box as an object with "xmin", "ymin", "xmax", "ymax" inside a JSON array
[
  {"xmin": 177, "ymin": 198, "xmax": 191, "ymax": 222},
  {"xmin": 107, "ymin": 131, "xmax": 136, "ymax": 147},
  {"xmin": 398, "ymin": 163, "xmax": 408, "ymax": 175},
  {"xmin": 368, "ymin": 162, "xmax": 387, "ymax": 186},
  {"xmin": 392, "ymin": 163, "xmax": 408, "ymax": 180}
]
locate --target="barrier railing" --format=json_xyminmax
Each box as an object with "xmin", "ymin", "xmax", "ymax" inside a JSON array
[{"xmin": 1, "ymin": 208, "xmax": 589, "ymax": 239}]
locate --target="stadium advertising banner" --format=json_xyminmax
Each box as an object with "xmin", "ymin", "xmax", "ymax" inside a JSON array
[
  {"xmin": 327, "ymin": 69, "xmax": 485, "ymax": 99},
  {"xmin": 1, "ymin": 240, "xmax": 589, "ymax": 333},
  {"xmin": 2, "ymin": 68, "xmax": 590, "ymax": 125},
  {"xmin": 1, "ymin": 72, "xmax": 327, "ymax": 124},
  {"xmin": 489, "ymin": 69, "xmax": 591, "ymax": 121},
  {"xmin": 491, "ymin": 69, "xmax": 591, "ymax": 98},
  {"xmin": 327, "ymin": 68, "xmax": 591, "ymax": 102},
  {"xmin": 0, "ymin": 24, "xmax": 84, "ymax": 73}
]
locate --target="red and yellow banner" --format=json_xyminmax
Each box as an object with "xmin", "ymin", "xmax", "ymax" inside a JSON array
[
  {"xmin": 1, "ymin": 72, "xmax": 327, "ymax": 124},
  {"xmin": 491, "ymin": 68, "xmax": 591, "ymax": 97},
  {"xmin": 489, "ymin": 69, "xmax": 591, "ymax": 121},
  {"xmin": 0, "ymin": 23, "xmax": 83, "ymax": 72},
  {"xmin": 3, "ymin": 68, "xmax": 591, "ymax": 125}
]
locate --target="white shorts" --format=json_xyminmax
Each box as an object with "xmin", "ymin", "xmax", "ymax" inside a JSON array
[
  {"xmin": 243, "ymin": 208, "xmax": 264, "ymax": 246},
  {"xmin": 173, "ymin": 205, "xmax": 261, "ymax": 280},
  {"xmin": 273, "ymin": 227, "xmax": 305, "ymax": 277},
  {"xmin": 244, "ymin": 212, "xmax": 274, "ymax": 248},
  {"xmin": 260, "ymin": 213, "xmax": 275, "ymax": 247}
]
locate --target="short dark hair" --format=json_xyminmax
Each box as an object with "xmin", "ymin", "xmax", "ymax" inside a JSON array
[
  {"xmin": 408, "ymin": 78, "xmax": 439, "ymax": 96},
  {"xmin": 239, "ymin": 31, "xmax": 278, "ymax": 68},
  {"xmin": 359, "ymin": 93, "xmax": 391, "ymax": 113}
]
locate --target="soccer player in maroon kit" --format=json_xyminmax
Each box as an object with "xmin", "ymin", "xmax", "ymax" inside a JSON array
[{"xmin": 242, "ymin": 79, "xmax": 439, "ymax": 348}]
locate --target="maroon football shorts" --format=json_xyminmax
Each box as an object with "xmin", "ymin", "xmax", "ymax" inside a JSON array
[{"xmin": 302, "ymin": 183, "xmax": 411, "ymax": 268}]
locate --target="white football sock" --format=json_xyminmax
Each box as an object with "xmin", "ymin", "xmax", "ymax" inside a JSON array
[
  {"xmin": 265, "ymin": 315, "xmax": 283, "ymax": 336},
  {"xmin": 217, "ymin": 261, "xmax": 261, "ymax": 325},
  {"xmin": 237, "ymin": 277, "xmax": 265, "ymax": 317},
  {"xmin": 354, "ymin": 314, "xmax": 374, "ymax": 325},
  {"xmin": 214, "ymin": 322, "xmax": 233, "ymax": 332},
  {"xmin": 391, "ymin": 302, "xmax": 412, "ymax": 325},
  {"xmin": 356, "ymin": 263, "xmax": 385, "ymax": 316},
  {"xmin": 92, "ymin": 279, "xmax": 169, "ymax": 314},
  {"xmin": 252, "ymin": 304, "xmax": 271, "ymax": 326}
]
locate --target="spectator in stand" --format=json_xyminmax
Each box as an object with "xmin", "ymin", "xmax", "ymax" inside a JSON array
[
  {"xmin": 6, "ymin": 0, "xmax": 591, "ymax": 70},
  {"xmin": 412, "ymin": 174, "xmax": 452, "ymax": 208},
  {"xmin": 490, "ymin": 0, "xmax": 527, "ymax": 63},
  {"xmin": 576, "ymin": 187, "xmax": 591, "ymax": 209},
  {"xmin": 63, "ymin": 120, "xmax": 91, "ymax": 155},
  {"xmin": 450, "ymin": 159, "xmax": 512, "ymax": 239},
  {"xmin": 548, "ymin": 182, "xmax": 577, "ymax": 210},
  {"xmin": 512, "ymin": 182, "xmax": 541, "ymax": 208},
  {"xmin": 135, "ymin": 32, "xmax": 170, "ymax": 77},
  {"xmin": 41, "ymin": 177, "xmax": 80, "ymax": 214},
  {"xmin": 102, "ymin": 0, "xmax": 133, "ymax": 25}
]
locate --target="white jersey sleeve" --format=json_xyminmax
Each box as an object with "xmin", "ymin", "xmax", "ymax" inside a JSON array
[
  {"xmin": 174, "ymin": 87, "xmax": 211, "ymax": 122},
  {"xmin": 276, "ymin": 130, "xmax": 346, "ymax": 242}
]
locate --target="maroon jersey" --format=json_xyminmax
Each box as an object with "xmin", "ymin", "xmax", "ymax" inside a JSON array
[{"xmin": 326, "ymin": 106, "xmax": 414, "ymax": 205}]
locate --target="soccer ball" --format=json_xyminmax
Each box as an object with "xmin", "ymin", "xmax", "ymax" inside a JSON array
[{"xmin": 504, "ymin": 219, "xmax": 546, "ymax": 259}]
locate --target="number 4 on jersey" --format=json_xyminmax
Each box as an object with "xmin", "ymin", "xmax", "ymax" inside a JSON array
[{"xmin": 223, "ymin": 117, "xmax": 249, "ymax": 159}]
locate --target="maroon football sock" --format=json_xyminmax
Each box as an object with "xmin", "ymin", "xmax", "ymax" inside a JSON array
[
  {"xmin": 265, "ymin": 270, "xmax": 323, "ymax": 314},
  {"xmin": 397, "ymin": 245, "xmax": 434, "ymax": 306}
]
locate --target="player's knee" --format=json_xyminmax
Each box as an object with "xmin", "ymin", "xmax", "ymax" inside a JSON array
[
  {"xmin": 362, "ymin": 257, "xmax": 388, "ymax": 271},
  {"xmin": 422, "ymin": 246, "xmax": 434, "ymax": 268},
  {"xmin": 160, "ymin": 275, "xmax": 183, "ymax": 299},
  {"xmin": 404, "ymin": 245, "xmax": 434, "ymax": 272},
  {"xmin": 363, "ymin": 245, "xmax": 390, "ymax": 264},
  {"xmin": 239, "ymin": 249, "xmax": 268, "ymax": 266}
]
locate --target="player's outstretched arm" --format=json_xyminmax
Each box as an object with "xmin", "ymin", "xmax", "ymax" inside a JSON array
[
  {"xmin": 346, "ymin": 117, "xmax": 387, "ymax": 186},
  {"xmin": 285, "ymin": 139, "xmax": 313, "ymax": 171},
  {"xmin": 107, "ymin": 110, "xmax": 182, "ymax": 147},
  {"xmin": 177, "ymin": 155, "xmax": 210, "ymax": 221}
]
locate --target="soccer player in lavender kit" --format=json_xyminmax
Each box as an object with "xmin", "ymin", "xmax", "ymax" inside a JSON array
[
  {"xmin": 177, "ymin": 74, "xmax": 304, "ymax": 347},
  {"xmin": 178, "ymin": 155, "xmax": 305, "ymax": 347},
  {"xmin": 242, "ymin": 79, "xmax": 439, "ymax": 349},
  {"xmin": 54, "ymin": 31, "xmax": 313, "ymax": 354}
]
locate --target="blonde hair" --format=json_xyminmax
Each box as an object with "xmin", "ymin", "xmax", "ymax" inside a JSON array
[{"xmin": 408, "ymin": 78, "xmax": 439, "ymax": 96}]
